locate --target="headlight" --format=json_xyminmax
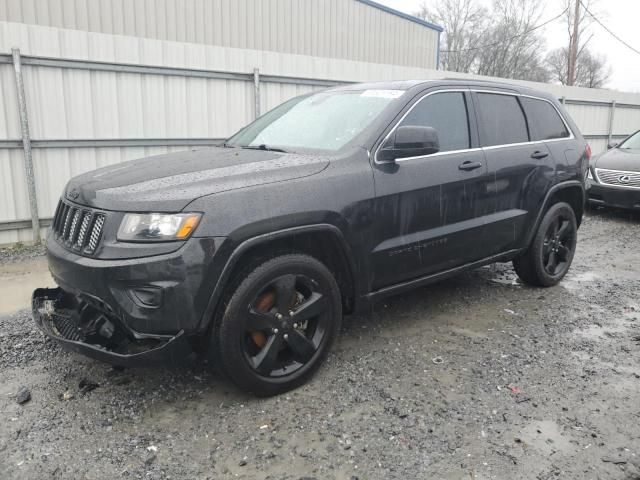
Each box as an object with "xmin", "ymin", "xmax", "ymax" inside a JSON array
[
  {"xmin": 117, "ymin": 213, "xmax": 202, "ymax": 242},
  {"xmin": 587, "ymin": 169, "xmax": 594, "ymax": 180}
]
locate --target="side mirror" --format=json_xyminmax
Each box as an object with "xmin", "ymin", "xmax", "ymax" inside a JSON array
[
  {"xmin": 380, "ymin": 126, "xmax": 440, "ymax": 161},
  {"xmin": 607, "ymin": 142, "xmax": 618, "ymax": 149}
]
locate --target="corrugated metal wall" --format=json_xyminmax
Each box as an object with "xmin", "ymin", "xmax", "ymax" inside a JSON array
[
  {"xmin": 1, "ymin": 20, "xmax": 640, "ymax": 245},
  {"xmin": 0, "ymin": 0, "xmax": 440, "ymax": 69}
]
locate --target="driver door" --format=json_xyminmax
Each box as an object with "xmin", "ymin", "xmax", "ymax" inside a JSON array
[{"xmin": 369, "ymin": 89, "xmax": 495, "ymax": 290}]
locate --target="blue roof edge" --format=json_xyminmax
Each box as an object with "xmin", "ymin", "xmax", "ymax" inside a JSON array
[{"xmin": 354, "ymin": 0, "xmax": 444, "ymax": 32}]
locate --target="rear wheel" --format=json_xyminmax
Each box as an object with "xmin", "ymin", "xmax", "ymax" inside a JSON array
[
  {"xmin": 212, "ymin": 254, "xmax": 341, "ymax": 396},
  {"xmin": 513, "ymin": 202, "xmax": 577, "ymax": 287}
]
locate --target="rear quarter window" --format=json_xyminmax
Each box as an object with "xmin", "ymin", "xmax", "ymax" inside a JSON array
[
  {"xmin": 476, "ymin": 93, "xmax": 529, "ymax": 147},
  {"xmin": 520, "ymin": 97, "xmax": 570, "ymax": 140}
]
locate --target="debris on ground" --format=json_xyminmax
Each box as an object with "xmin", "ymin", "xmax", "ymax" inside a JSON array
[
  {"xmin": 60, "ymin": 390, "xmax": 74, "ymax": 401},
  {"xmin": 431, "ymin": 356, "xmax": 444, "ymax": 365},
  {"xmin": 78, "ymin": 379, "xmax": 99, "ymax": 395},
  {"xmin": 14, "ymin": 386, "xmax": 31, "ymax": 405}
]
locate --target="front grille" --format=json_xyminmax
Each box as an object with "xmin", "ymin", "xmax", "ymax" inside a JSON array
[
  {"xmin": 51, "ymin": 199, "xmax": 106, "ymax": 255},
  {"xmin": 595, "ymin": 168, "xmax": 640, "ymax": 189}
]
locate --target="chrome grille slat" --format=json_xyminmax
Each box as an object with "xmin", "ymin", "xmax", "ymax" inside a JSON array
[
  {"xmin": 74, "ymin": 213, "xmax": 92, "ymax": 250},
  {"xmin": 68, "ymin": 209, "xmax": 81, "ymax": 244},
  {"xmin": 595, "ymin": 168, "xmax": 640, "ymax": 189},
  {"xmin": 61, "ymin": 206, "xmax": 74, "ymax": 239},
  {"xmin": 85, "ymin": 214, "xmax": 105, "ymax": 254},
  {"xmin": 53, "ymin": 198, "xmax": 106, "ymax": 256},
  {"xmin": 52, "ymin": 200, "xmax": 63, "ymax": 233}
]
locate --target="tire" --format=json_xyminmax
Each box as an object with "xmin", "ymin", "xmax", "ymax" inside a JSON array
[
  {"xmin": 513, "ymin": 202, "xmax": 578, "ymax": 287},
  {"xmin": 211, "ymin": 254, "xmax": 342, "ymax": 396}
]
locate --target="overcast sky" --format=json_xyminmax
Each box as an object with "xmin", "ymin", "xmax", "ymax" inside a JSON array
[{"xmin": 375, "ymin": 0, "xmax": 640, "ymax": 92}]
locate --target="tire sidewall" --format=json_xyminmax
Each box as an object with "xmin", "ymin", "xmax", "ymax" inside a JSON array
[
  {"xmin": 214, "ymin": 254, "xmax": 342, "ymax": 396},
  {"xmin": 531, "ymin": 202, "xmax": 578, "ymax": 286}
]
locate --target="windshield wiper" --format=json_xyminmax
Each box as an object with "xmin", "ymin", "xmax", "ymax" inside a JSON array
[{"xmin": 241, "ymin": 144, "xmax": 289, "ymax": 153}]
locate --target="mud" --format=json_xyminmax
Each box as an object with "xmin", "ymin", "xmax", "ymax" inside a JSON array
[
  {"xmin": 1, "ymin": 208, "xmax": 639, "ymax": 479},
  {"xmin": 0, "ymin": 256, "xmax": 55, "ymax": 316}
]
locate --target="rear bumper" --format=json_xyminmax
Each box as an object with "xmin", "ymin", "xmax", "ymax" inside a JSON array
[
  {"xmin": 587, "ymin": 182, "xmax": 640, "ymax": 210},
  {"xmin": 32, "ymin": 287, "xmax": 192, "ymax": 367}
]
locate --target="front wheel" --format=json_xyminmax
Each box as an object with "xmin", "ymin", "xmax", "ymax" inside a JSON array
[
  {"xmin": 513, "ymin": 202, "xmax": 578, "ymax": 287},
  {"xmin": 212, "ymin": 254, "xmax": 342, "ymax": 396}
]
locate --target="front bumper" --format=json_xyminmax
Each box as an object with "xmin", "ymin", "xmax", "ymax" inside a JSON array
[
  {"xmin": 32, "ymin": 287, "xmax": 192, "ymax": 367},
  {"xmin": 45, "ymin": 232, "xmax": 222, "ymax": 335},
  {"xmin": 588, "ymin": 182, "xmax": 640, "ymax": 210}
]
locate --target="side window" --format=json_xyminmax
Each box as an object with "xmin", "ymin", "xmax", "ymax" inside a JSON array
[
  {"xmin": 476, "ymin": 93, "xmax": 529, "ymax": 147},
  {"xmin": 399, "ymin": 92, "xmax": 470, "ymax": 152},
  {"xmin": 520, "ymin": 97, "xmax": 570, "ymax": 140}
]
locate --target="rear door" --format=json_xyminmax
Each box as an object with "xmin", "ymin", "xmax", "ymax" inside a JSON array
[
  {"xmin": 472, "ymin": 91, "xmax": 555, "ymax": 255},
  {"xmin": 519, "ymin": 96, "xmax": 575, "ymax": 182},
  {"xmin": 369, "ymin": 89, "xmax": 495, "ymax": 290}
]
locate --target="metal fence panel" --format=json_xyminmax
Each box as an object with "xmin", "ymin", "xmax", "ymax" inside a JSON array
[
  {"xmin": 0, "ymin": 0, "xmax": 440, "ymax": 69},
  {"xmin": 613, "ymin": 106, "xmax": 640, "ymax": 140}
]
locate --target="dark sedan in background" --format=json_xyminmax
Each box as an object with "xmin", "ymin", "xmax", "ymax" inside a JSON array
[{"xmin": 588, "ymin": 130, "xmax": 640, "ymax": 210}]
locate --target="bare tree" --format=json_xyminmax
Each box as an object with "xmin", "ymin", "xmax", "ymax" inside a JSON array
[
  {"xmin": 546, "ymin": 47, "xmax": 570, "ymax": 85},
  {"xmin": 547, "ymin": 46, "xmax": 610, "ymax": 88},
  {"xmin": 415, "ymin": 0, "xmax": 549, "ymax": 82},
  {"xmin": 577, "ymin": 50, "xmax": 611, "ymax": 88},
  {"xmin": 474, "ymin": 0, "xmax": 550, "ymax": 82},
  {"xmin": 546, "ymin": 0, "xmax": 610, "ymax": 88},
  {"xmin": 415, "ymin": 0, "xmax": 488, "ymax": 73}
]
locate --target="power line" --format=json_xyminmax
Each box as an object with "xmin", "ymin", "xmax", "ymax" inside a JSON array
[
  {"xmin": 579, "ymin": 0, "xmax": 640, "ymax": 56},
  {"xmin": 441, "ymin": 6, "xmax": 569, "ymax": 54}
]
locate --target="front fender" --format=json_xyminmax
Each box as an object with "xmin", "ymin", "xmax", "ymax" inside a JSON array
[{"xmin": 196, "ymin": 223, "xmax": 357, "ymax": 332}]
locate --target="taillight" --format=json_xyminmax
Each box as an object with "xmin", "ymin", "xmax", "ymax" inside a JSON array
[{"xmin": 585, "ymin": 143, "xmax": 592, "ymax": 160}]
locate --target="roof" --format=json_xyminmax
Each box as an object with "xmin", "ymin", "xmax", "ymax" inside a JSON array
[
  {"xmin": 330, "ymin": 79, "xmax": 559, "ymax": 101},
  {"xmin": 355, "ymin": 0, "xmax": 444, "ymax": 32}
]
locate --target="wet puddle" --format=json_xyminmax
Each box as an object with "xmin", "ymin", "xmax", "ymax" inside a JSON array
[{"xmin": 0, "ymin": 257, "xmax": 55, "ymax": 315}]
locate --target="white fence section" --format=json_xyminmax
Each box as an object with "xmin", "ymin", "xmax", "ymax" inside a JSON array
[
  {"xmin": 1, "ymin": 20, "xmax": 640, "ymax": 245},
  {"xmin": 0, "ymin": 0, "xmax": 441, "ymax": 69}
]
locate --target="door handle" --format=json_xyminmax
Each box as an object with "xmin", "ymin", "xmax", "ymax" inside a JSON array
[
  {"xmin": 458, "ymin": 161, "xmax": 483, "ymax": 171},
  {"xmin": 531, "ymin": 150, "xmax": 549, "ymax": 159}
]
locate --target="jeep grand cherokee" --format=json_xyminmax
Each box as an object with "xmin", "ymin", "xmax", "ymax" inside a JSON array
[{"xmin": 33, "ymin": 80, "xmax": 589, "ymax": 396}]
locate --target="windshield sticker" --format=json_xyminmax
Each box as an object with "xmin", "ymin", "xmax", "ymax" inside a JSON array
[{"xmin": 360, "ymin": 89, "xmax": 405, "ymax": 99}]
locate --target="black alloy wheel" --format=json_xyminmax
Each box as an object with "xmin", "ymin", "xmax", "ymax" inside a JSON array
[
  {"xmin": 212, "ymin": 254, "xmax": 341, "ymax": 396},
  {"xmin": 513, "ymin": 202, "xmax": 578, "ymax": 287},
  {"xmin": 244, "ymin": 273, "xmax": 330, "ymax": 377},
  {"xmin": 541, "ymin": 215, "xmax": 575, "ymax": 276}
]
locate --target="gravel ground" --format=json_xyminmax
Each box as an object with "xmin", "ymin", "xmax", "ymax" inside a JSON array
[
  {"xmin": 1, "ymin": 208, "xmax": 639, "ymax": 480},
  {"xmin": 0, "ymin": 243, "xmax": 46, "ymax": 265}
]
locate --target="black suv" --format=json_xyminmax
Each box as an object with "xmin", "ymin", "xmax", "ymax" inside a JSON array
[{"xmin": 33, "ymin": 80, "xmax": 589, "ymax": 396}]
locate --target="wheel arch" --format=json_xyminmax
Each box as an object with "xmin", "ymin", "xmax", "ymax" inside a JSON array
[
  {"xmin": 525, "ymin": 180, "xmax": 585, "ymax": 248},
  {"xmin": 199, "ymin": 224, "xmax": 358, "ymax": 332}
]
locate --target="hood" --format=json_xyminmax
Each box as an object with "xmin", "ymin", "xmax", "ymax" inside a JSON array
[
  {"xmin": 65, "ymin": 147, "xmax": 330, "ymax": 212},
  {"xmin": 593, "ymin": 147, "xmax": 640, "ymax": 172}
]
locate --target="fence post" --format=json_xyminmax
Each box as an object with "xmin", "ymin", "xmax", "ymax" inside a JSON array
[
  {"xmin": 607, "ymin": 100, "xmax": 617, "ymax": 147},
  {"xmin": 11, "ymin": 47, "xmax": 41, "ymax": 245},
  {"xmin": 560, "ymin": 96, "xmax": 566, "ymax": 105},
  {"xmin": 253, "ymin": 68, "xmax": 261, "ymax": 119}
]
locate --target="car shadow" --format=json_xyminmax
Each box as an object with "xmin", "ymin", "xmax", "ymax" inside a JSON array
[
  {"xmin": 40, "ymin": 262, "xmax": 527, "ymax": 408},
  {"xmin": 586, "ymin": 204, "xmax": 640, "ymax": 223}
]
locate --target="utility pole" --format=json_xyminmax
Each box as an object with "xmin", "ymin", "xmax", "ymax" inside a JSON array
[{"xmin": 568, "ymin": 0, "xmax": 580, "ymax": 86}]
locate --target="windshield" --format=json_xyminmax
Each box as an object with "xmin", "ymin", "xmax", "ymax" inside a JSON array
[
  {"xmin": 227, "ymin": 89, "xmax": 405, "ymax": 152},
  {"xmin": 619, "ymin": 131, "xmax": 640, "ymax": 149}
]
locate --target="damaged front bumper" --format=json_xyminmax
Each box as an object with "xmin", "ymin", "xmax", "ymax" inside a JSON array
[{"xmin": 32, "ymin": 287, "xmax": 192, "ymax": 367}]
